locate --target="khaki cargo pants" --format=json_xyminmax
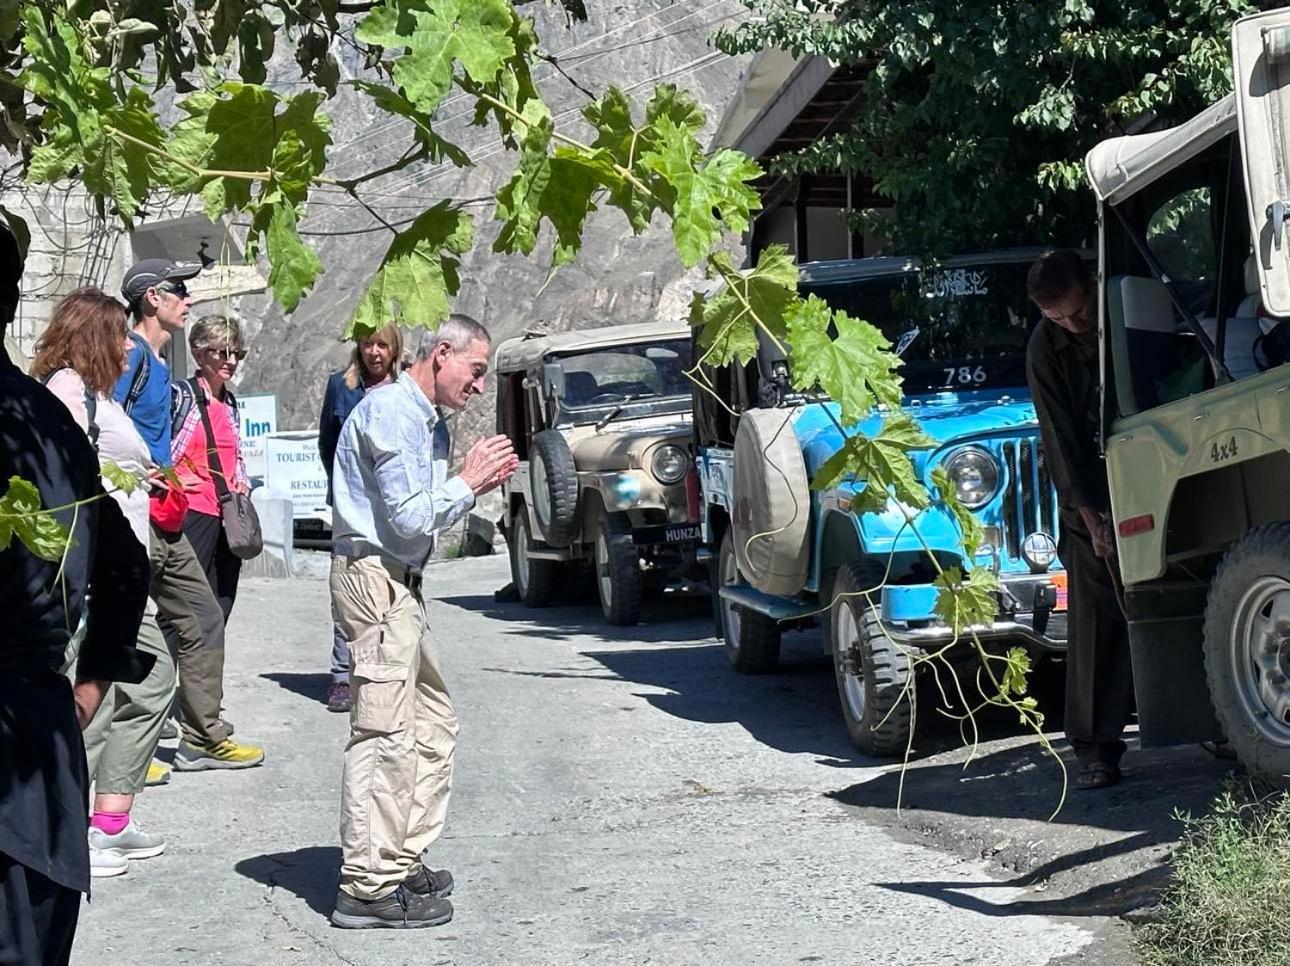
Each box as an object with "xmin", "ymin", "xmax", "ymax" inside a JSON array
[
  {"xmin": 64, "ymin": 597, "xmax": 176, "ymax": 795},
  {"xmin": 331, "ymin": 555, "xmax": 458, "ymax": 901}
]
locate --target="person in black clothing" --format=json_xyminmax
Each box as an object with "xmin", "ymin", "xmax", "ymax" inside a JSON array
[
  {"xmin": 1025, "ymin": 249, "xmax": 1134, "ymax": 791},
  {"xmin": 0, "ymin": 222, "xmax": 152, "ymax": 964}
]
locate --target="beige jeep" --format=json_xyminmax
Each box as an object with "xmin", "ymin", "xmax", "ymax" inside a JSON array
[
  {"xmin": 1084, "ymin": 6, "xmax": 1290, "ymax": 784},
  {"xmin": 495, "ymin": 321, "xmax": 703, "ymax": 625}
]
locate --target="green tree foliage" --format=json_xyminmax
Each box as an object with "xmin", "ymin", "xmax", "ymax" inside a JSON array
[{"xmin": 714, "ymin": 0, "xmax": 1257, "ymax": 253}]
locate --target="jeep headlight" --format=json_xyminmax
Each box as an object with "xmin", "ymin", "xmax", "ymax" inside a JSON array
[
  {"xmin": 944, "ymin": 446, "xmax": 1000, "ymax": 510},
  {"xmin": 651, "ymin": 445, "xmax": 690, "ymax": 485}
]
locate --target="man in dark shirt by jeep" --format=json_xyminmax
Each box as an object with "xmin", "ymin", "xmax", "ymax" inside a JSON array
[{"xmin": 1026, "ymin": 249, "xmax": 1134, "ymax": 791}]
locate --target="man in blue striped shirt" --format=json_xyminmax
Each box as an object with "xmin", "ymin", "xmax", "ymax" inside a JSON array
[{"xmin": 330, "ymin": 314, "xmax": 517, "ymax": 930}]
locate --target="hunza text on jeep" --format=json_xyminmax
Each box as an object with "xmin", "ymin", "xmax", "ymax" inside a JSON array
[
  {"xmin": 1078, "ymin": 6, "xmax": 1290, "ymax": 786},
  {"xmin": 496, "ymin": 321, "xmax": 704, "ymax": 626},
  {"xmin": 695, "ymin": 250, "xmax": 1078, "ymax": 756}
]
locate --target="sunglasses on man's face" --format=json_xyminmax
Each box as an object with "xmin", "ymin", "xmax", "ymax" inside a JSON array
[
  {"xmin": 157, "ymin": 280, "xmax": 190, "ymax": 298},
  {"xmin": 206, "ymin": 346, "xmax": 248, "ymax": 362}
]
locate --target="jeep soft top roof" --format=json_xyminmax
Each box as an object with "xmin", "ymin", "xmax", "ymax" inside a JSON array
[
  {"xmin": 1084, "ymin": 95, "xmax": 1236, "ymax": 206},
  {"xmin": 494, "ymin": 319, "xmax": 692, "ymax": 374}
]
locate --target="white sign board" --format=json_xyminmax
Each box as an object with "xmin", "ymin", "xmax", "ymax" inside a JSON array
[
  {"xmin": 238, "ymin": 393, "xmax": 277, "ymax": 480},
  {"xmin": 263, "ymin": 431, "xmax": 331, "ymax": 524}
]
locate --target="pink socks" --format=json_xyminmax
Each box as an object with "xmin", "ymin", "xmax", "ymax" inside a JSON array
[{"xmin": 91, "ymin": 811, "xmax": 130, "ymax": 836}]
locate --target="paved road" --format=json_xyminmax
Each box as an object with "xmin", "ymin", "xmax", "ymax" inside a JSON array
[{"xmin": 78, "ymin": 556, "xmax": 1103, "ymax": 965}]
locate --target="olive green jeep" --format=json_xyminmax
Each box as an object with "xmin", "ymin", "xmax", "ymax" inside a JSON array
[
  {"xmin": 494, "ymin": 322, "xmax": 703, "ymax": 625},
  {"xmin": 1086, "ymin": 7, "xmax": 1290, "ymax": 784}
]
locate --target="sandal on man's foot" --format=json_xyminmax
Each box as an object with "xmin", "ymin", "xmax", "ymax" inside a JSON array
[{"xmin": 1076, "ymin": 762, "xmax": 1121, "ymax": 790}]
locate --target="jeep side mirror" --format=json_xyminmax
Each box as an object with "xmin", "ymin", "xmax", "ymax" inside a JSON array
[{"xmin": 541, "ymin": 361, "xmax": 565, "ymax": 400}]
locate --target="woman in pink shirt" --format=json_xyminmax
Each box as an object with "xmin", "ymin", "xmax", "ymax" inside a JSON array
[{"xmin": 171, "ymin": 315, "xmax": 252, "ymax": 624}]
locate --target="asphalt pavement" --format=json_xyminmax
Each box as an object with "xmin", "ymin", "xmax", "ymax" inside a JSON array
[{"xmin": 75, "ymin": 555, "xmax": 1117, "ymax": 965}]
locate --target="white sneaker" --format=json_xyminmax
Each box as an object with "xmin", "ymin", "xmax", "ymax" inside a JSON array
[
  {"xmin": 89, "ymin": 844, "xmax": 129, "ymax": 878},
  {"xmin": 89, "ymin": 819, "xmax": 166, "ymax": 860}
]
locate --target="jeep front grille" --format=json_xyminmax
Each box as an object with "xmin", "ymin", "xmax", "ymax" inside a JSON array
[{"xmin": 1000, "ymin": 437, "xmax": 1060, "ymax": 562}]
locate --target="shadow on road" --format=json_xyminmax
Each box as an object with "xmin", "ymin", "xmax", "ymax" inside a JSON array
[
  {"xmin": 436, "ymin": 590, "xmax": 713, "ymax": 644},
  {"xmin": 260, "ymin": 671, "xmax": 333, "ymax": 705},
  {"xmin": 831, "ymin": 739, "xmax": 1237, "ymax": 918},
  {"xmin": 236, "ymin": 846, "xmax": 340, "ymax": 918}
]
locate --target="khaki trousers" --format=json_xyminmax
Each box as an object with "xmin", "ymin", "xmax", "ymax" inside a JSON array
[
  {"xmin": 64, "ymin": 598, "xmax": 176, "ymax": 796},
  {"xmin": 331, "ymin": 556, "xmax": 458, "ymax": 901}
]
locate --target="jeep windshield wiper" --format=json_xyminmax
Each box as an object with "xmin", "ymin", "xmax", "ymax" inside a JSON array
[
  {"xmin": 894, "ymin": 327, "xmax": 920, "ymax": 357},
  {"xmin": 595, "ymin": 394, "xmax": 637, "ymax": 431}
]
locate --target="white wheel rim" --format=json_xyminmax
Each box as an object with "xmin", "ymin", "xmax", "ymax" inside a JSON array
[
  {"xmin": 720, "ymin": 541, "xmax": 742, "ymax": 647},
  {"xmin": 834, "ymin": 600, "xmax": 866, "ymax": 722},
  {"xmin": 533, "ymin": 460, "xmax": 551, "ymax": 528},
  {"xmin": 596, "ymin": 530, "xmax": 613, "ymax": 607},
  {"xmin": 515, "ymin": 517, "xmax": 531, "ymax": 596},
  {"xmin": 1230, "ymin": 576, "xmax": 1290, "ymax": 747}
]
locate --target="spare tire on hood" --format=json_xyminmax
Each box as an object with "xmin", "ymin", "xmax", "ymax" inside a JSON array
[
  {"xmin": 530, "ymin": 429, "xmax": 580, "ymax": 548},
  {"xmin": 731, "ymin": 408, "xmax": 811, "ymax": 597}
]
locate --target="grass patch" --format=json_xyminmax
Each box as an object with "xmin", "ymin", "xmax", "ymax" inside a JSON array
[{"xmin": 1135, "ymin": 781, "xmax": 1290, "ymax": 966}]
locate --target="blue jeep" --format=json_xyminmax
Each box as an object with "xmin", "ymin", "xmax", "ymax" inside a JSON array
[{"xmin": 693, "ymin": 249, "xmax": 1075, "ymax": 755}]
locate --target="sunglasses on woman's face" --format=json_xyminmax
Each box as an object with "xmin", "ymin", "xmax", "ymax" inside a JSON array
[{"xmin": 206, "ymin": 346, "xmax": 248, "ymax": 362}]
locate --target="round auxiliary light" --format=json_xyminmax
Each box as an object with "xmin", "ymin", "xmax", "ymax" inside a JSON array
[{"xmin": 1022, "ymin": 531, "xmax": 1059, "ymax": 574}]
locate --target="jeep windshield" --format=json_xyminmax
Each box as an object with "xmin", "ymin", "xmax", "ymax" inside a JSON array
[
  {"xmin": 555, "ymin": 338, "xmax": 693, "ymax": 425},
  {"xmin": 799, "ymin": 258, "xmax": 1053, "ymax": 394}
]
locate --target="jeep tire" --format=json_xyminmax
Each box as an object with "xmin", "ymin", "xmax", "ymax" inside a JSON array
[
  {"xmin": 717, "ymin": 530, "xmax": 782, "ymax": 673},
  {"xmin": 1202, "ymin": 524, "xmax": 1290, "ymax": 786},
  {"xmin": 530, "ymin": 430, "xmax": 579, "ymax": 548},
  {"xmin": 830, "ymin": 563, "xmax": 912, "ymax": 756},
  {"xmin": 595, "ymin": 510, "xmax": 642, "ymax": 626},
  {"xmin": 509, "ymin": 510, "xmax": 560, "ymax": 608}
]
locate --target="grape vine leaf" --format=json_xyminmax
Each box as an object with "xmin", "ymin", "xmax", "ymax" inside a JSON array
[
  {"xmin": 640, "ymin": 116, "xmax": 762, "ymax": 267},
  {"xmin": 257, "ymin": 200, "xmax": 323, "ymax": 313},
  {"xmin": 19, "ymin": 7, "xmax": 165, "ymax": 220},
  {"xmin": 688, "ymin": 246, "xmax": 798, "ymax": 367},
  {"xmin": 349, "ymin": 81, "xmax": 469, "ymax": 166},
  {"xmin": 786, "ymin": 295, "xmax": 903, "ymax": 423},
  {"xmin": 348, "ymin": 202, "xmax": 474, "ymax": 338},
  {"xmin": 101, "ymin": 461, "xmax": 143, "ymax": 495},
  {"xmin": 492, "ymin": 98, "xmax": 554, "ymax": 255},
  {"xmin": 930, "ymin": 466, "xmax": 985, "ymax": 558},
  {"xmin": 932, "ymin": 566, "xmax": 1001, "ymax": 635},
  {"xmin": 580, "ymin": 87, "xmax": 650, "ymax": 232},
  {"xmin": 811, "ymin": 414, "xmax": 934, "ymax": 512},
  {"xmin": 0, "ymin": 475, "xmax": 71, "ymax": 562},
  {"xmin": 356, "ymin": 0, "xmax": 516, "ymax": 114}
]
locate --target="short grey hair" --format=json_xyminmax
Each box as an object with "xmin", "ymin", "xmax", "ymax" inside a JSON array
[
  {"xmin": 414, "ymin": 313, "xmax": 490, "ymax": 362},
  {"xmin": 189, "ymin": 314, "xmax": 243, "ymax": 355}
]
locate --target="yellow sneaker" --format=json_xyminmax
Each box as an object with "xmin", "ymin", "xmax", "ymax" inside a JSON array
[
  {"xmin": 173, "ymin": 738, "xmax": 265, "ymax": 771},
  {"xmin": 146, "ymin": 761, "xmax": 171, "ymax": 786}
]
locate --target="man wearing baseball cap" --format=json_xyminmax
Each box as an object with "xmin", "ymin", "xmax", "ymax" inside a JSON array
[{"xmin": 116, "ymin": 258, "xmax": 266, "ymax": 773}]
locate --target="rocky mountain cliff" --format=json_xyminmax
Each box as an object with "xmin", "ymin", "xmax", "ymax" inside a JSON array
[{"xmin": 235, "ymin": 0, "xmax": 751, "ymax": 454}]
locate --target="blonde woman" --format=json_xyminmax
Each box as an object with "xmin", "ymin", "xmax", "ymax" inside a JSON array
[
  {"xmin": 316, "ymin": 323, "xmax": 401, "ymax": 712},
  {"xmin": 169, "ymin": 314, "xmax": 265, "ymax": 771}
]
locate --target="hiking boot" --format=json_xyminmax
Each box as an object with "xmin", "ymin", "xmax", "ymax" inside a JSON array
[
  {"xmin": 403, "ymin": 861, "xmax": 453, "ymax": 898},
  {"xmin": 89, "ymin": 819, "xmax": 165, "ymax": 860},
  {"xmin": 146, "ymin": 761, "xmax": 171, "ymax": 786},
  {"xmin": 174, "ymin": 738, "xmax": 265, "ymax": 771},
  {"xmin": 326, "ymin": 681, "xmax": 351, "ymax": 713},
  {"xmin": 89, "ymin": 844, "xmax": 129, "ymax": 878},
  {"xmin": 160, "ymin": 719, "xmax": 178, "ymax": 740},
  {"xmin": 330, "ymin": 886, "xmax": 453, "ymax": 929}
]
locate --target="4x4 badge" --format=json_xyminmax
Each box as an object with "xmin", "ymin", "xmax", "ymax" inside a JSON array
[{"xmin": 1210, "ymin": 435, "xmax": 1239, "ymax": 463}]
